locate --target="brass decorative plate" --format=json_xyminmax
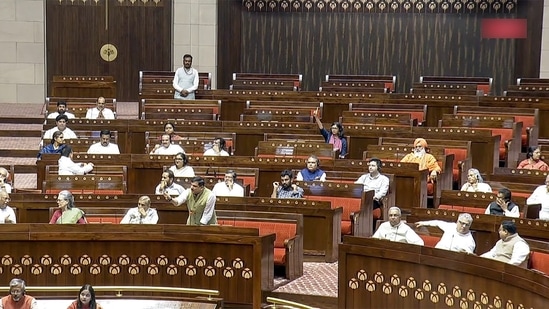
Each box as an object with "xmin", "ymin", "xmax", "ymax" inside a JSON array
[{"xmin": 100, "ymin": 44, "xmax": 118, "ymax": 62}]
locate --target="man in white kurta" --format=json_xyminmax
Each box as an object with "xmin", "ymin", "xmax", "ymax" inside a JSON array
[
  {"xmin": 43, "ymin": 114, "xmax": 77, "ymax": 140},
  {"xmin": 212, "ymin": 171, "xmax": 245, "ymax": 197},
  {"xmin": 87, "ymin": 130, "xmax": 120, "ymax": 154},
  {"xmin": 480, "ymin": 221, "xmax": 530, "ymax": 268},
  {"xmin": 85, "ymin": 97, "xmax": 115, "ymax": 119},
  {"xmin": 172, "ymin": 54, "xmax": 199, "ymax": 100},
  {"xmin": 372, "ymin": 207, "xmax": 423, "ymax": 245},
  {"xmin": 120, "ymin": 196, "xmax": 158, "ymax": 224},
  {"xmin": 416, "ymin": 213, "xmax": 476, "ymax": 253},
  {"xmin": 150, "ymin": 134, "xmax": 185, "ymax": 155}
]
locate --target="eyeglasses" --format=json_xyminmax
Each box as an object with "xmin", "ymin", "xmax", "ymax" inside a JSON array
[
  {"xmin": 330, "ymin": 126, "xmax": 338, "ymax": 129},
  {"xmin": 138, "ymin": 203, "xmax": 147, "ymax": 206},
  {"xmin": 458, "ymin": 220, "xmax": 470, "ymax": 226},
  {"xmin": 174, "ymin": 158, "xmax": 183, "ymax": 161},
  {"xmin": 307, "ymin": 161, "xmax": 317, "ymax": 164}
]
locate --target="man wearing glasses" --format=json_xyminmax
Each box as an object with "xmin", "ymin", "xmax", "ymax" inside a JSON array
[
  {"xmin": 416, "ymin": 213, "xmax": 476, "ymax": 253},
  {"xmin": 120, "ymin": 196, "xmax": 158, "ymax": 224},
  {"xmin": 0, "ymin": 278, "xmax": 37, "ymax": 309}
]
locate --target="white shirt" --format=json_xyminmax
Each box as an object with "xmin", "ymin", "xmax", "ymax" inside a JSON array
[
  {"xmin": 120, "ymin": 207, "xmax": 158, "ymax": 224},
  {"xmin": 355, "ymin": 173, "xmax": 390, "ymax": 200},
  {"xmin": 87, "ymin": 142, "xmax": 120, "ymax": 154},
  {"xmin": 527, "ymin": 185, "xmax": 549, "ymax": 220},
  {"xmin": 44, "ymin": 127, "xmax": 77, "ymax": 139},
  {"xmin": 480, "ymin": 234, "xmax": 530, "ymax": 266},
  {"xmin": 173, "ymin": 67, "xmax": 199, "ymax": 100},
  {"xmin": 419, "ymin": 220, "xmax": 476, "ymax": 253},
  {"xmin": 0, "ymin": 183, "xmax": 12, "ymax": 194},
  {"xmin": 460, "ymin": 182, "xmax": 492, "ymax": 193},
  {"xmin": 212, "ymin": 182, "xmax": 245, "ymax": 197},
  {"xmin": 484, "ymin": 202, "xmax": 520, "ymax": 218},
  {"xmin": 0, "ymin": 206, "xmax": 16, "ymax": 223},
  {"xmin": 47, "ymin": 111, "xmax": 75, "ymax": 119},
  {"xmin": 372, "ymin": 221, "xmax": 424, "ymax": 245},
  {"xmin": 58, "ymin": 156, "xmax": 94, "ymax": 175},
  {"xmin": 152, "ymin": 144, "xmax": 185, "ymax": 155},
  {"xmin": 203, "ymin": 149, "xmax": 230, "ymax": 156},
  {"xmin": 85, "ymin": 107, "xmax": 115, "ymax": 119},
  {"xmin": 169, "ymin": 165, "xmax": 195, "ymax": 177},
  {"xmin": 155, "ymin": 182, "xmax": 185, "ymax": 195},
  {"xmin": 173, "ymin": 188, "xmax": 216, "ymax": 225}
]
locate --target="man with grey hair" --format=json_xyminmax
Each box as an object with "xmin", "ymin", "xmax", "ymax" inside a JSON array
[
  {"xmin": 372, "ymin": 207, "xmax": 424, "ymax": 245},
  {"xmin": 0, "ymin": 191, "xmax": 16, "ymax": 224},
  {"xmin": 0, "ymin": 167, "xmax": 12, "ymax": 193},
  {"xmin": 416, "ymin": 213, "xmax": 476, "ymax": 253},
  {"xmin": 0, "ymin": 278, "xmax": 37, "ymax": 309}
]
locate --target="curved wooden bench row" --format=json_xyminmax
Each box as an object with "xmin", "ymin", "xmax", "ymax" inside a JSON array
[{"xmin": 0, "ymin": 223, "xmax": 270, "ymax": 308}]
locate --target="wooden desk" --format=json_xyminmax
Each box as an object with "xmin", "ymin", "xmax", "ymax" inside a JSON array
[
  {"xmin": 339, "ymin": 236, "xmax": 549, "ymax": 308},
  {"xmin": 0, "ymin": 224, "xmax": 273, "ymax": 308}
]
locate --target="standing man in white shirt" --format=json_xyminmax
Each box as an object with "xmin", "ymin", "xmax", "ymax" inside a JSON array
[
  {"xmin": 150, "ymin": 134, "xmax": 185, "ymax": 155},
  {"xmin": 212, "ymin": 170, "xmax": 245, "ymax": 197},
  {"xmin": 120, "ymin": 196, "xmax": 158, "ymax": 224},
  {"xmin": 416, "ymin": 213, "xmax": 476, "ymax": 254},
  {"xmin": 85, "ymin": 97, "xmax": 115, "ymax": 119},
  {"xmin": 173, "ymin": 54, "xmax": 199, "ymax": 100},
  {"xmin": 87, "ymin": 130, "xmax": 120, "ymax": 154},
  {"xmin": 372, "ymin": 207, "xmax": 423, "ymax": 245}
]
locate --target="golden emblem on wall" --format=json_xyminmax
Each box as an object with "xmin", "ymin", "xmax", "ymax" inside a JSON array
[{"xmin": 100, "ymin": 44, "xmax": 118, "ymax": 62}]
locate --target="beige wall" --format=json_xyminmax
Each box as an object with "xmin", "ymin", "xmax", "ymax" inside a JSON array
[
  {"xmin": 0, "ymin": 0, "xmax": 217, "ymax": 104},
  {"xmin": 0, "ymin": 0, "xmax": 44, "ymax": 104}
]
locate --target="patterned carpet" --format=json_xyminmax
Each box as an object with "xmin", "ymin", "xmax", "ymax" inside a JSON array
[{"xmin": 274, "ymin": 262, "xmax": 338, "ymax": 297}]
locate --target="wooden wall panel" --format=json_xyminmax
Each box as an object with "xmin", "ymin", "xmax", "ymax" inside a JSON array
[
  {"xmin": 46, "ymin": 0, "xmax": 172, "ymax": 101},
  {"xmin": 238, "ymin": 12, "xmax": 516, "ymax": 94}
]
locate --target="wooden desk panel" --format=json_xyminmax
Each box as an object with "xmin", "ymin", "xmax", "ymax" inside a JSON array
[{"xmin": 0, "ymin": 224, "xmax": 272, "ymax": 308}]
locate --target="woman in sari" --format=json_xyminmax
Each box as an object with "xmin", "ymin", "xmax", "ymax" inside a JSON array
[
  {"xmin": 37, "ymin": 130, "xmax": 65, "ymax": 159},
  {"xmin": 49, "ymin": 190, "xmax": 87, "ymax": 224}
]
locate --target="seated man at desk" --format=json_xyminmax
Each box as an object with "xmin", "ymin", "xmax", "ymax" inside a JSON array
[
  {"xmin": 0, "ymin": 278, "xmax": 38, "ymax": 309},
  {"xmin": 0, "ymin": 191, "xmax": 16, "ymax": 224},
  {"xmin": 271, "ymin": 170, "xmax": 304, "ymax": 199},
  {"xmin": 85, "ymin": 96, "xmax": 115, "ymax": 119},
  {"xmin": 0, "ymin": 167, "xmax": 12, "ymax": 194},
  {"xmin": 150, "ymin": 134, "xmax": 185, "ymax": 155},
  {"xmin": 296, "ymin": 155, "xmax": 326, "ymax": 181},
  {"xmin": 47, "ymin": 100, "xmax": 75, "ymax": 119},
  {"xmin": 43, "ymin": 114, "xmax": 77, "ymax": 140},
  {"xmin": 480, "ymin": 221, "xmax": 530, "ymax": 268},
  {"xmin": 400, "ymin": 138, "xmax": 441, "ymax": 182},
  {"xmin": 120, "ymin": 196, "xmax": 158, "ymax": 224},
  {"xmin": 58, "ymin": 146, "xmax": 94, "ymax": 175},
  {"xmin": 203, "ymin": 137, "xmax": 230, "ymax": 156},
  {"xmin": 155, "ymin": 170, "xmax": 185, "ymax": 195},
  {"xmin": 372, "ymin": 207, "xmax": 424, "ymax": 245},
  {"xmin": 416, "ymin": 213, "xmax": 476, "ymax": 253},
  {"xmin": 86, "ymin": 129, "xmax": 120, "ymax": 154},
  {"xmin": 354, "ymin": 158, "xmax": 390, "ymax": 212},
  {"xmin": 526, "ymin": 174, "xmax": 549, "ymax": 220},
  {"xmin": 212, "ymin": 170, "xmax": 244, "ymax": 197},
  {"xmin": 485, "ymin": 188, "xmax": 520, "ymax": 218}
]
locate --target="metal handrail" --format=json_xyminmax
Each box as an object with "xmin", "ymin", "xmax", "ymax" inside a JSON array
[{"xmin": 265, "ymin": 297, "xmax": 318, "ymax": 309}]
